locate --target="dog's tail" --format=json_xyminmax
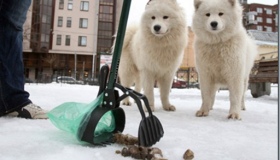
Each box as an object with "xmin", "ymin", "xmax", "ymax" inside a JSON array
[
  {"xmin": 123, "ymin": 25, "xmax": 138, "ymax": 50},
  {"xmin": 111, "ymin": 24, "xmax": 138, "ymax": 53}
]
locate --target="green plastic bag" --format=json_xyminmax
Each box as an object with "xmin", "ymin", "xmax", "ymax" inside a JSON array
[{"xmin": 48, "ymin": 93, "xmax": 116, "ymax": 142}]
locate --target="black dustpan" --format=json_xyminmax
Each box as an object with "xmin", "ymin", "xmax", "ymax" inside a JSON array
[
  {"xmin": 78, "ymin": 0, "xmax": 164, "ymax": 147},
  {"xmin": 115, "ymin": 83, "xmax": 164, "ymax": 147},
  {"xmin": 78, "ymin": 102, "xmax": 125, "ymax": 145},
  {"xmin": 77, "ymin": 64, "xmax": 126, "ymax": 145}
]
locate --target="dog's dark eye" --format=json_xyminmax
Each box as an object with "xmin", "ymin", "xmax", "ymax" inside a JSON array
[
  {"xmin": 163, "ymin": 16, "xmax": 169, "ymax": 19},
  {"xmin": 219, "ymin": 12, "xmax": 224, "ymax": 16},
  {"xmin": 206, "ymin": 13, "xmax": 210, "ymax": 17},
  {"xmin": 151, "ymin": 16, "xmax": 155, "ymax": 20}
]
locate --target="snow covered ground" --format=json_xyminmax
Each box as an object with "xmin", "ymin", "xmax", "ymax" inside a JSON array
[{"xmin": 0, "ymin": 83, "xmax": 278, "ymax": 160}]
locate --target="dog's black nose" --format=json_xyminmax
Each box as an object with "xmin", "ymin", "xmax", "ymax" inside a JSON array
[
  {"xmin": 210, "ymin": 21, "xmax": 218, "ymax": 28},
  {"xmin": 154, "ymin": 25, "xmax": 161, "ymax": 32}
]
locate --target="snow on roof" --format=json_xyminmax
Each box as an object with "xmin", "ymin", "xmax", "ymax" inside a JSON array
[
  {"xmin": 255, "ymin": 40, "xmax": 278, "ymax": 46},
  {"xmin": 247, "ymin": 30, "xmax": 278, "ymax": 46}
]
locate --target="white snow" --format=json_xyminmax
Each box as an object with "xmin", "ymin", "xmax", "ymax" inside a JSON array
[{"xmin": 0, "ymin": 83, "xmax": 278, "ymax": 160}]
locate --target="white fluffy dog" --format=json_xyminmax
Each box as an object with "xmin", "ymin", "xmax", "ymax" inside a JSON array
[
  {"xmin": 192, "ymin": 0, "xmax": 258, "ymax": 119},
  {"xmin": 118, "ymin": 0, "xmax": 188, "ymax": 111}
]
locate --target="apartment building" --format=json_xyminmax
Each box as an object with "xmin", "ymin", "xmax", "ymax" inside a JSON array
[
  {"xmin": 23, "ymin": 0, "xmax": 123, "ymax": 82},
  {"xmin": 241, "ymin": 2, "xmax": 278, "ymax": 32}
]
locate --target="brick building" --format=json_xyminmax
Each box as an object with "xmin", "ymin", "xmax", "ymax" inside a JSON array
[{"xmin": 241, "ymin": 2, "xmax": 278, "ymax": 32}]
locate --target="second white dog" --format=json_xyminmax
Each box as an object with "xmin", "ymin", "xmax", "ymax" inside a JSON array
[{"xmin": 192, "ymin": 0, "xmax": 258, "ymax": 119}]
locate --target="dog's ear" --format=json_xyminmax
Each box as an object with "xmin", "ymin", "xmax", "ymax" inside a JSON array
[
  {"xmin": 194, "ymin": 0, "xmax": 202, "ymax": 11},
  {"xmin": 228, "ymin": 0, "xmax": 236, "ymax": 6}
]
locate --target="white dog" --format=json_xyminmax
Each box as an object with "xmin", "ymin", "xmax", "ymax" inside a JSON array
[
  {"xmin": 192, "ymin": 0, "xmax": 258, "ymax": 119},
  {"xmin": 118, "ymin": 0, "xmax": 188, "ymax": 111}
]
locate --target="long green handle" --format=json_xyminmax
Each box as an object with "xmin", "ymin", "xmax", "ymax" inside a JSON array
[{"xmin": 107, "ymin": 0, "xmax": 131, "ymax": 89}]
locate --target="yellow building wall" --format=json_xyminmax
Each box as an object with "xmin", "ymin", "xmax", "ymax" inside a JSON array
[
  {"xmin": 257, "ymin": 45, "xmax": 278, "ymax": 60},
  {"xmin": 180, "ymin": 27, "xmax": 195, "ymax": 69}
]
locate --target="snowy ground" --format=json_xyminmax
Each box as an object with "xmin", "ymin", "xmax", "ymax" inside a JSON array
[{"xmin": 0, "ymin": 83, "xmax": 278, "ymax": 160}]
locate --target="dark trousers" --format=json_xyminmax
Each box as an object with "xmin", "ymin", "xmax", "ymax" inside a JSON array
[{"xmin": 0, "ymin": 0, "xmax": 32, "ymax": 115}]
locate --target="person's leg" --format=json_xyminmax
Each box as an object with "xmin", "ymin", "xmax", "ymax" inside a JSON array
[{"xmin": 0, "ymin": 0, "xmax": 32, "ymax": 115}]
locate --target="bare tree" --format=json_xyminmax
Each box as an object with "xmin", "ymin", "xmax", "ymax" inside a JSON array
[{"xmin": 42, "ymin": 53, "xmax": 57, "ymax": 71}]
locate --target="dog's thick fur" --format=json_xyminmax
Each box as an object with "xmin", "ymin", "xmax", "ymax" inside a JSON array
[
  {"xmin": 118, "ymin": 0, "xmax": 188, "ymax": 111},
  {"xmin": 192, "ymin": 0, "xmax": 258, "ymax": 119}
]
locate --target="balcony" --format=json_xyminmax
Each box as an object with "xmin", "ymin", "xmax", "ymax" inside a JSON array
[{"xmin": 245, "ymin": 11, "xmax": 258, "ymax": 25}]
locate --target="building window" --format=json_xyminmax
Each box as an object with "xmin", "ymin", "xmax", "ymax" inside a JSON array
[
  {"xmin": 80, "ymin": 1, "xmax": 89, "ymax": 11},
  {"xmin": 266, "ymin": 26, "xmax": 272, "ymax": 32},
  {"xmin": 257, "ymin": 26, "xmax": 263, "ymax": 31},
  {"xmin": 79, "ymin": 18, "xmax": 88, "ymax": 28},
  {"xmin": 257, "ymin": 8, "xmax": 263, "ymax": 13},
  {"xmin": 41, "ymin": 15, "xmax": 52, "ymax": 24},
  {"xmin": 100, "ymin": 0, "xmax": 113, "ymax": 5},
  {"xmin": 99, "ymin": 13, "xmax": 113, "ymax": 22},
  {"xmin": 266, "ymin": 9, "xmax": 272, "ymax": 14},
  {"xmin": 97, "ymin": 2, "xmax": 114, "ymax": 53},
  {"xmin": 99, "ymin": 22, "xmax": 112, "ymax": 30},
  {"xmin": 68, "ymin": 0, "xmax": 73, "ymax": 10},
  {"xmin": 58, "ymin": 16, "xmax": 63, "ymax": 27},
  {"xmin": 248, "ymin": 14, "xmax": 255, "ymax": 22},
  {"xmin": 42, "ymin": 15, "xmax": 47, "ymax": 23},
  {"xmin": 100, "ymin": 5, "xmax": 113, "ymax": 14},
  {"xmin": 56, "ymin": 35, "xmax": 62, "ymax": 45},
  {"xmin": 78, "ymin": 36, "xmax": 87, "ymax": 46},
  {"xmin": 67, "ymin": 17, "xmax": 72, "ymax": 27},
  {"xmin": 65, "ymin": 35, "xmax": 71, "ymax": 46},
  {"xmin": 266, "ymin": 18, "xmax": 272, "ymax": 24},
  {"xmin": 59, "ymin": 0, "xmax": 64, "ymax": 9},
  {"xmin": 257, "ymin": 17, "xmax": 262, "ymax": 22},
  {"xmin": 41, "ymin": 34, "xmax": 49, "ymax": 42}
]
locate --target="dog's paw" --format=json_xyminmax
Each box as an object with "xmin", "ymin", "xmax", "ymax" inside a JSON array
[
  {"xmin": 196, "ymin": 110, "xmax": 209, "ymax": 117},
  {"xmin": 228, "ymin": 113, "xmax": 241, "ymax": 120},
  {"xmin": 163, "ymin": 105, "xmax": 176, "ymax": 111},
  {"xmin": 122, "ymin": 101, "xmax": 132, "ymax": 106}
]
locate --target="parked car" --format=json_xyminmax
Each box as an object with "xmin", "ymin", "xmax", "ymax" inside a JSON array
[
  {"xmin": 84, "ymin": 77, "xmax": 99, "ymax": 85},
  {"xmin": 172, "ymin": 76, "xmax": 187, "ymax": 88},
  {"xmin": 188, "ymin": 82, "xmax": 199, "ymax": 88},
  {"xmin": 53, "ymin": 76, "xmax": 84, "ymax": 85}
]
